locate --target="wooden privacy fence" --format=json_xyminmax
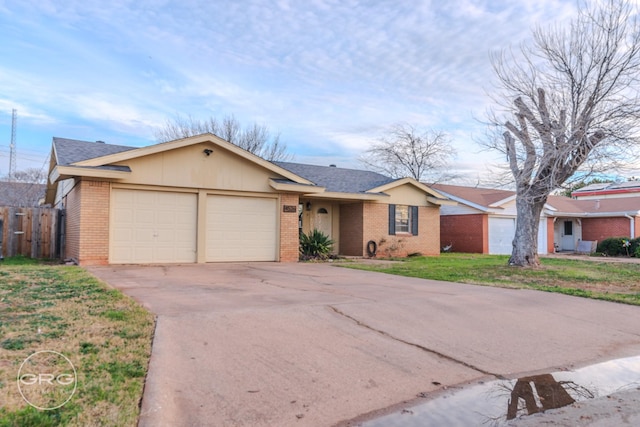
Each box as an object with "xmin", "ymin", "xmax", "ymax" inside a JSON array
[{"xmin": 0, "ymin": 206, "xmax": 65, "ymax": 260}]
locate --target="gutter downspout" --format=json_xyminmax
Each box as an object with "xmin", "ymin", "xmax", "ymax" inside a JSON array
[{"xmin": 625, "ymin": 214, "xmax": 636, "ymax": 238}]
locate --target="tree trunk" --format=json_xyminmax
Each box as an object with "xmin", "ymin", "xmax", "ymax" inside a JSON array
[{"xmin": 509, "ymin": 196, "xmax": 545, "ymax": 267}]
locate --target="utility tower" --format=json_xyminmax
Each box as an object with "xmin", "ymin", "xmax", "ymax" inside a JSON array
[{"xmin": 9, "ymin": 108, "xmax": 17, "ymax": 181}]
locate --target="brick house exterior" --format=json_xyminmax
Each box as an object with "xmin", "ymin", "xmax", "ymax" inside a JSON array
[
  {"xmin": 46, "ymin": 135, "xmax": 451, "ymax": 265},
  {"xmin": 431, "ymin": 183, "xmax": 640, "ymax": 255}
]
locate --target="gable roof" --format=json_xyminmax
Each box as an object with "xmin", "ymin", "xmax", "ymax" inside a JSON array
[
  {"xmin": 547, "ymin": 195, "xmax": 640, "ymax": 215},
  {"xmin": 430, "ymin": 183, "xmax": 516, "ymax": 210},
  {"xmin": 430, "ymin": 183, "xmax": 640, "ymax": 217},
  {"xmin": 48, "ymin": 134, "xmax": 314, "ymax": 186},
  {"xmin": 46, "ymin": 135, "xmax": 452, "ymax": 205}
]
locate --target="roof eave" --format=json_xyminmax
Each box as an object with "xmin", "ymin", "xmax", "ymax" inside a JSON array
[
  {"xmin": 269, "ymin": 179, "xmax": 325, "ymax": 194},
  {"xmin": 427, "ymin": 196, "xmax": 457, "ymax": 206},
  {"xmin": 50, "ymin": 165, "xmax": 132, "ymax": 182},
  {"xmin": 306, "ymin": 191, "xmax": 389, "ymax": 201}
]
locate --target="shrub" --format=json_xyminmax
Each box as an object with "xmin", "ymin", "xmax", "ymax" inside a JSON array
[
  {"xmin": 597, "ymin": 237, "xmax": 631, "ymax": 256},
  {"xmin": 300, "ymin": 229, "xmax": 334, "ymax": 260},
  {"xmin": 631, "ymin": 237, "xmax": 640, "ymax": 257}
]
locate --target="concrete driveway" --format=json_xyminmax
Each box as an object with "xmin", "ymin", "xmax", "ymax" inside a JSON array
[{"xmin": 87, "ymin": 262, "xmax": 640, "ymax": 427}]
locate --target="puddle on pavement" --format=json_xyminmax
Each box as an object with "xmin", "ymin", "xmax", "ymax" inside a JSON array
[{"xmin": 362, "ymin": 355, "xmax": 640, "ymax": 426}]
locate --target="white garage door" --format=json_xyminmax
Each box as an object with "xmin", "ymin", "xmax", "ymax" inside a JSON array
[
  {"xmin": 207, "ymin": 195, "xmax": 277, "ymax": 262},
  {"xmin": 488, "ymin": 217, "xmax": 515, "ymax": 254},
  {"xmin": 489, "ymin": 217, "xmax": 548, "ymax": 255},
  {"xmin": 111, "ymin": 189, "xmax": 197, "ymax": 264}
]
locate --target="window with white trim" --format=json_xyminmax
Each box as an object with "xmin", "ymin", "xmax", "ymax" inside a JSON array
[{"xmin": 389, "ymin": 204, "xmax": 419, "ymax": 235}]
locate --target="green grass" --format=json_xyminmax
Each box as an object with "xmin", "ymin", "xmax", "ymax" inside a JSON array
[
  {"xmin": 0, "ymin": 258, "xmax": 155, "ymax": 426},
  {"xmin": 343, "ymin": 253, "xmax": 640, "ymax": 305}
]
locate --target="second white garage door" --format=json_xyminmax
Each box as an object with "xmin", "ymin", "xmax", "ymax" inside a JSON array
[
  {"xmin": 206, "ymin": 195, "xmax": 277, "ymax": 262},
  {"xmin": 488, "ymin": 217, "xmax": 548, "ymax": 255}
]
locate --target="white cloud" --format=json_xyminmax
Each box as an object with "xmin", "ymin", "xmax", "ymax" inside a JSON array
[{"xmin": 4, "ymin": 0, "xmax": 623, "ymax": 183}]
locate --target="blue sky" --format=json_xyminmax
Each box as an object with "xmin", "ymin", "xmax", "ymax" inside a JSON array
[{"xmin": 0, "ymin": 0, "xmax": 582, "ymax": 182}]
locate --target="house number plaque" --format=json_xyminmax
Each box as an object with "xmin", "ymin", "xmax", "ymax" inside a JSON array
[{"xmin": 283, "ymin": 205, "xmax": 297, "ymax": 213}]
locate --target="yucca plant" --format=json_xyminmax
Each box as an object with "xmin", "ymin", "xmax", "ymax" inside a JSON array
[{"xmin": 300, "ymin": 229, "xmax": 334, "ymax": 259}]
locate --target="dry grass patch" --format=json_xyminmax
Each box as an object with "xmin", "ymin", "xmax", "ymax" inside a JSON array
[{"xmin": 0, "ymin": 259, "xmax": 155, "ymax": 426}]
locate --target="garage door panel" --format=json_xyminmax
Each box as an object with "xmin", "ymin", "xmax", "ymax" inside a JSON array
[
  {"xmin": 111, "ymin": 189, "xmax": 197, "ymax": 264},
  {"xmin": 207, "ymin": 195, "xmax": 277, "ymax": 262},
  {"xmin": 489, "ymin": 217, "xmax": 515, "ymax": 255}
]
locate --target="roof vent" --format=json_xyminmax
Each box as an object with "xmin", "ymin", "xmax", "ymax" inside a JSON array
[
  {"xmin": 96, "ymin": 140, "xmax": 105, "ymax": 144},
  {"xmin": 329, "ymin": 164, "xmax": 336, "ymax": 167}
]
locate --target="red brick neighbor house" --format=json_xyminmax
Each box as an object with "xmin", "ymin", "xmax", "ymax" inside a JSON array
[
  {"xmin": 432, "ymin": 183, "xmax": 640, "ymax": 254},
  {"xmin": 45, "ymin": 134, "xmax": 452, "ymax": 265}
]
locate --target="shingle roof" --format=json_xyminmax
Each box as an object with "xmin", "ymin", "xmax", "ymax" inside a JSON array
[
  {"xmin": 429, "ymin": 183, "xmax": 640, "ymax": 215},
  {"xmin": 548, "ymin": 195, "xmax": 640, "ymax": 214},
  {"xmin": 53, "ymin": 137, "xmax": 136, "ymax": 166},
  {"xmin": 430, "ymin": 183, "xmax": 515, "ymax": 208},
  {"xmin": 274, "ymin": 162, "xmax": 395, "ymax": 193},
  {"xmin": 0, "ymin": 181, "xmax": 46, "ymax": 207}
]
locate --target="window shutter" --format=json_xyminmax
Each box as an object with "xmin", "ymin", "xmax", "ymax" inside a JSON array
[
  {"xmin": 411, "ymin": 206, "xmax": 419, "ymax": 235},
  {"xmin": 388, "ymin": 204, "xmax": 396, "ymax": 235}
]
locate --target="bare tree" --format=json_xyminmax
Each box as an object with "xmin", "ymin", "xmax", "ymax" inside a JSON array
[
  {"xmin": 360, "ymin": 123, "xmax": 456, "ymax": 182},
  {"xmin": 2, "ymin": 167, "xmax": 47, "ymax": 184},
  {"xmin": 155, "ymin": 114, "xmax": 291, "ymax": 162},
  {"xmin": 487, "ymin": 0, "xmax": 640, "ymax": 267}
]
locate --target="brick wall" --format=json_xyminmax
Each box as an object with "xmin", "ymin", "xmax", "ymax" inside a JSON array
[
  {"xmin": 279, "ymin": 194, "xmax": 300, "ymax": 262},
  {"xmin": 362, "ymin": 203, "xmax": 441, "ymax": 257},
  {"xmin": 339, "ymin": 203, "xmax": 364, "ymax": 256},
  {"xmin": 77, "ymin": 180, "xmax": 110, "ymax": 265},
  {"xmin": 582, "ymin": 217, "xmax": 631, "ymax": 242},
  {"xmin": 440, "ymin": 214, "xmax": 487, "ymax": 253}
]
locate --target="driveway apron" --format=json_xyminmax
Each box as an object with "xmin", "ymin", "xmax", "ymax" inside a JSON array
[{"xmin": 87, "ymin": 263, "xmax": 640, "ymax": 427}]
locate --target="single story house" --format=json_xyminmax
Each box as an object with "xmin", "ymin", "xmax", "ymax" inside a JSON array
[
  {"xmin": 431, "ymin": 183, "xmax": 555, "ymax": 254},
  {"xmin": 45, "ymin": 134, "xmax": 452, "ymax": 265},
  {"xmin": 432, "ymin": 183, "xmax": 640, "ymax": 254},
  {"xmin": 546, "ymin": 196, "xmax": 640, "ymax": 249}
]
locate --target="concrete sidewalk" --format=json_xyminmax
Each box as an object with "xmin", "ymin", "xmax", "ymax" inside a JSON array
[{"xmin": 88, "ymin": 263, "xmax": 640, "ymax": 426}]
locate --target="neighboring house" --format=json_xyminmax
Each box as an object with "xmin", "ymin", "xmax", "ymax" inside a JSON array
[
  {"xmin": 45, "ymin": 134, "xmax": 452, "ymax": 265},
  {"xmin": 546, "ymin": 196, "xmax": 640, "ymax": 249},
  {"xmin": 571, "ymin": 181, "xmax": 640, "ymax": 200},
  {"xmin": 0, "ymin": 181, "xmax": 46, "ymax": 207},
  {"xmin": 432, "ymin": 183, "xmax": 640, "ymax": 255},
  {"xmin": 432, "ymin": 184, "xmax": 554, "ymax": 255}
]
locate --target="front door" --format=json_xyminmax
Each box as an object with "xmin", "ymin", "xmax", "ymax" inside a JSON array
[
  {"xmin": 314, "ymin": 205, "xmax": 332, "ymax": 237},
  {"xmin": 561, "ymin": 220, "xmax": 575, "ymax": 251}
]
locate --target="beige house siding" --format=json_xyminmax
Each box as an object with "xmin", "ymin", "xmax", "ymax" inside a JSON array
[{"xmin": 113, "ymin": 143, "xmax": 280, "ymax": 193}]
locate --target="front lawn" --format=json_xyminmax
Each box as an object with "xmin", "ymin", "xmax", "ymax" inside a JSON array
[
  {"xmin": 344, "ymin": 253, "xmax": 640, "ymax": 305},
  {"xmin": 0, "ymin": 257, "xmax": 155, "ymax": 426}
]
